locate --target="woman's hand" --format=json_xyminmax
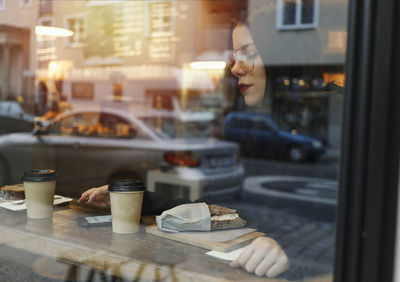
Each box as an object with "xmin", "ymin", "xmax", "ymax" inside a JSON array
[
  {"xmin": 230, "ymin": 236, "xmax": 289, "ymax": 278},
  {"xmin": 77, "ymin": 185, "xmax": 110, "ymax": 208}
]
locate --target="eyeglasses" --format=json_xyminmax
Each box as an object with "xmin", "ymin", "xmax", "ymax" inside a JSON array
[{"xmin": 228, "ymin": 44, "xmax": 259, "ymax": 72}]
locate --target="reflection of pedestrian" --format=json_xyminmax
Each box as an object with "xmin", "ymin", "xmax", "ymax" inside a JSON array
[{"xmin": 36, "ymin": 81, "xmax": 48, "ymax": 116}]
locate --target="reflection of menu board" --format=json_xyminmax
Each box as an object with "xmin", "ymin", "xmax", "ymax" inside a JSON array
[
  {"xmin": 148, "ymin": 2, "xmax": 174, "ymax": 37},
  {"xmin": 85, "ymin": 2, "xmax": 145, "ymax": 59}
]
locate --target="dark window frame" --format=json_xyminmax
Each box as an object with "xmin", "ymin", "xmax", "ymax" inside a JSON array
[{"xmin": 334, "ymin": 0, "xmax": 400, "ymax": 281}]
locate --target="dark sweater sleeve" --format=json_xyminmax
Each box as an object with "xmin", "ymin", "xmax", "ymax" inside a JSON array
[{"xmin": 141, "ymin": 191, "xmax": 192, "ymax": 216}]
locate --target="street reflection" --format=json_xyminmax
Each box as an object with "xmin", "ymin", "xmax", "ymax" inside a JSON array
[{"xmin": 0, "ymin": 0, "xmax": 348, "ymax": 280}]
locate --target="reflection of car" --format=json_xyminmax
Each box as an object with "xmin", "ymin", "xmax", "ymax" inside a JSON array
[
  {"xmin": 0, "ymin": 108, "xmax": 244, "ymax": 199},
  {"xmin": 224, "ymin": 112, "xmax": 325, "ymax": 162},
  {"xmin": 139, "ymin": 114, "xmax": 213, "ymax": 139},
  {"xmin": 0, "ymin": 101, "xmax": 34, "ymax": 134}
]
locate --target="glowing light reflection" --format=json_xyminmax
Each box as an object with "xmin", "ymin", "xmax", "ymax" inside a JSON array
[
  {"xmin": 35, "ymin": 26, "xmax": 74, "ymax": 37},
  {"xmin": 189, "ymin": 61, "xmax": 226, "ymax": 70}
]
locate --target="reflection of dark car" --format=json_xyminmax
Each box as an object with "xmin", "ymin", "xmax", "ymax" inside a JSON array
[
  {"xmin": 0, "ymin": 108, "xmax": 244, "ymax": 199},
  {"xmin": 0, "ymin": 101, "xmax": 34, "ymax": 134},
  {"xmin": 224, "ymin": 112, "xmax": 325, "ymax": 162}
]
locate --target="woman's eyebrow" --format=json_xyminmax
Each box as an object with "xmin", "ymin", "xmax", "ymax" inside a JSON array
[{"xmin": 234, "ymin": 43, "xmax": 255, "ymax": 52}]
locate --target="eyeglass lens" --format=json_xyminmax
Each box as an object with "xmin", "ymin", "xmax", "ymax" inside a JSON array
[{"xmin": 229, "ymin": 50, "xmax": 254, "ymax": 72}]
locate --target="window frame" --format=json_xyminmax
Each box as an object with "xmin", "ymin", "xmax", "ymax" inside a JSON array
[
  {"xmin": 276, "ymin": 0, "xmax": 319, "ymax": 31},
  {"xmin": 19, "ymin": 0, "xmax": 32, "ymax": 8},
  {"xmin": 334, "ymin": 0, "xmax": 400, "ymax": 281},
  {"xmin": 63, "ymin": 13, "xmax": 88, "ymax": 48},
  {"xmin": 85, "ymin": 0, "xmax": 125, "ymax": 7},
  {"xmin": 37, "ymin": 16, "xmax": 55, "ymax": 27}
]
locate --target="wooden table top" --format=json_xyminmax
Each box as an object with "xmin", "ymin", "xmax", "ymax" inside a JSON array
[{"xmin": 0, "ymin": 201, "xmax": 286, "ymax": 281}]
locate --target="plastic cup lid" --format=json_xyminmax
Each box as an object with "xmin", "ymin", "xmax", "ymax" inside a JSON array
[
  {"xmin": 23, "ymin": 169, "xmax": 56, "ymax": 182},
  {"xmin": 108, "ymin": 179, "xmax": 145, "ymax": 192}
]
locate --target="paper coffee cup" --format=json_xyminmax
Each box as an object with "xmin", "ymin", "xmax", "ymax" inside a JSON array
[
  {"xmin": 23, "ymin": 169, "xmax": 56, "ymax": 219},
  {"xmin": 109, "ymin": 179, "xmax": 145, "ymax": 234}
]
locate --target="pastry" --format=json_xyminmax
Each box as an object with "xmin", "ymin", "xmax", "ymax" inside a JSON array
[
  {"xmin": 208, "ymin": 204, "xmax": 236, "ymax": 216},
  {"xmin": 208, "ymin": 204, "xmax": 246, "ymax": 230},
  {"xmin": 0, "ymin": 183, "xmax": 25, "ymax": 200}
]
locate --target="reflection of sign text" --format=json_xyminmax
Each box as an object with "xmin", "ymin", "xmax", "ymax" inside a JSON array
[
  {"xmin": 148, "ymin": 2, "xmax": 175, "ymax": 37},
  {"xmin": 36, "ymin": 18, "xmax": 57, "ymax": 68},
  {"xmin": 86, "ymin": 2, "xmax": 145, "ymax": 59},
  {"xmin": 36, "ymin": 46, "xmax": 57, "ymax": 62},
  {"xmin": 149, "ymin": 43, "xmax": 175, "ymax": 61}
]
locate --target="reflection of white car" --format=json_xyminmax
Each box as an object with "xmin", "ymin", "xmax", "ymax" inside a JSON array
[
  {"xmin": 0, "ymin": 108, "xmax": 244, "ymax": 199},
  {"xmin": 138, "ymin": 114, "xmax": 243, "ymax": 200},
  {"xmin": 0, "ymin": 101, "xmax": 34, "ymax": 134}
]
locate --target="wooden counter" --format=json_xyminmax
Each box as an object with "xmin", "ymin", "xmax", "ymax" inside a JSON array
[{"xmin": 0, "ymin": 202, "xmax": 286, "ymax": 281}]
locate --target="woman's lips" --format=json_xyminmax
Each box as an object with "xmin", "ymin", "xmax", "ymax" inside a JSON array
[{"xmin": 239, "ymin": 83, "xmax": 252, "ymax": 93}]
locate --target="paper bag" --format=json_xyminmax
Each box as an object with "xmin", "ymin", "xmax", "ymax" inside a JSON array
[{"xmin": 156, "ymin": 203, "xmax": 211, "ymax": 232}]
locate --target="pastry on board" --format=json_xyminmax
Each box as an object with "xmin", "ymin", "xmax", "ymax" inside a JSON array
[
  {"xmin": 0, "ymin": 183, "xmax": 25, "ymax": 200},
  {"xmin": 208, "ymin": 204, "xmax": 247, "ymax": 230}
]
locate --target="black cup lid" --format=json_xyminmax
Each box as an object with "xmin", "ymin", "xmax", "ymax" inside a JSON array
[
  {"xmin": 23, "ymin": 169, "xmax": 56, "ymax": 182},
  {"xmin": 108, "ymin": 179, "xmax": 145, "ymax": 192}
]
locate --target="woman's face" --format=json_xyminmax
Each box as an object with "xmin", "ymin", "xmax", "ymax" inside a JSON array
[{"xmin": 231, "ymin": 24, "xmax": 266, "ymax": 107}]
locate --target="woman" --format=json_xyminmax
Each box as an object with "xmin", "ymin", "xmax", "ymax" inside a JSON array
[
  {"xmin": 227, "ymin": 8, "xmax": 275, "ymax": 114},
  {"xmin": 229, "ymin": 22, "xmax": 268, "ymax": 108},
  {"xmin": 226, "ymin": 16, "xmax": 289, "ymax": 278}
]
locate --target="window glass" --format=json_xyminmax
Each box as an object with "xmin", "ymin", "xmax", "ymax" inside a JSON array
[
  {"xmin": 280, "ymin": 0, "xmax": 318, "ymax": 28},
  {"xmin": 301, "ymin": 0, "xmax": 315, "ymax": 24},
  {"xmin": 252, "ymin": 118, "xmax": 275, "ymax": 132},
  {"xmin": 39, "ymin": 0, "xmax": 52, "ymax": 16},
  {"xmin": 8, "ymin": 102, "xmax": 23, "ymax": 115},
  {"xmin": 283, "ymin": 0, "xmax": 296, "ymax": 25},
  {"xmin": 20, "ymin": 0, "xmax": 32, "ymax": 8},
  {"xmin": 64, "ymin": 15, "xmax": 86, "ymax": 47},
  {"xmin": 0, "ymin": 0, "xmax": 348, "ymax": 281},
  {"xmin": 0, "ymin": 102, "xmax": 9, "ymax": 113}
]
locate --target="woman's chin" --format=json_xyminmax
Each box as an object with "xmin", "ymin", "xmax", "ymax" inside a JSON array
[{"xmin": 243, "ymin": 96, "xmax": 263, "ymax": 107}]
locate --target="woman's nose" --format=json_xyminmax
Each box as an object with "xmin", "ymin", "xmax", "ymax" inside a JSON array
[{"xmin": 230, "ymin": 61, "xmax": 246, "ymax": 77}]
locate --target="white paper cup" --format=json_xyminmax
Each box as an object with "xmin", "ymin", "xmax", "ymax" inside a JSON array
[
  {"xmin": 23, "ymin": 169, "xmax": 56, "ymax": 219},
  {"xmin": 109, "ymin": 179, "xmax": 145, "ymax": 234}
]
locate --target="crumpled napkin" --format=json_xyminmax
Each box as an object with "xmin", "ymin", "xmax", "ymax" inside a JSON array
[{"xmin": 156, "ymin": 202, "xmax": 211, "ymax": 232}]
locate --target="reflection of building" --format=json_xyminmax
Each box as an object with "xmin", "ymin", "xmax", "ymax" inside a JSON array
[
  {"xmin": 1, "ymin": 0, "xmax": 347, "ymax": 147},
  {"xmin": 243, "ymin": 0, "xmax": 347, "ymax": 147},
  {"xmin": 37, "ymin": 1, "xmax": 246, "ymax": 115},
  {"xmin": 0, "ymin": 0, "xmax": 37, "ymax": 102}
]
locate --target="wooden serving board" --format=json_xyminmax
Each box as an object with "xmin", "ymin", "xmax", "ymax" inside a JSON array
[{"xmin": 146, "ymin": 224, "xmax": 264, "ymax": 252}]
